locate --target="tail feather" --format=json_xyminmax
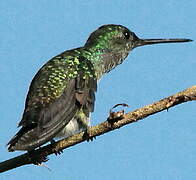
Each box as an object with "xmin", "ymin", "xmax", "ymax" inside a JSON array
[{"xmin": 7, "ymin": 124, "xmax": 36, "ymax": 152}]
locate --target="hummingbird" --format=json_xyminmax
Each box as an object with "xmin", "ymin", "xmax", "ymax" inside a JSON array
[{"xmin": 7, "ymin": 24, "xmax": 192, "ymax": 152}]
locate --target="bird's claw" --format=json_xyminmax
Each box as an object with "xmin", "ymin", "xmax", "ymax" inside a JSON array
[
  {"xmin": 33, "ymin": 155, "xmax": 49, "ymax": 165},
  {"xmin": 28, "ymin": 150, "xmax": 49, "ymax": 165},
  {"xmin": 87, "ymin": 136, "xmax": 96, "ymax": 142},
  {"xmin": 83, "ymin": 129, "xmax": 96, "ymax": 142},
  {"xmin": 50, "ymin": 139, "xmax": 64, "ymax": 155},
  {"xmin": 54, "ymin": 149, "xmax": 64, "ymax": 156},
  {"xmin": 107, "ymin": 103, "xmax": 129, "ymax": 124}
]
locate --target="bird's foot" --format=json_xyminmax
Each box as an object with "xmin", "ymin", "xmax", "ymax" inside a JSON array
[
  {"xmin": 53, "ymin": 149, "xmax": 63, "ymax": 156},
  {"xmin": 107, "ymin": 103, "xmax": 129, "ymax": 125},
  {"xmin": 50, "ymin": 139, "xmax": 64, "ymax": 155},
  {"xmin": 28, "ymin": 149, "xmax": 49, "ymax": 165},
  {"xmin": 83, "ymin": 129, "xmax": 96, "ymax": 142}
]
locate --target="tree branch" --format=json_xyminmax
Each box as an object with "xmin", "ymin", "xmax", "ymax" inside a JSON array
[{"xmin": 1, "ymin": 86, "xmax": 196, "ymax": 173}]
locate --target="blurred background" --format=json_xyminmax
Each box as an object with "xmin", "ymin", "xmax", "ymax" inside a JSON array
[{"xmin": 0, "ymin": 0, "xmax": 195, "ymax": 179}]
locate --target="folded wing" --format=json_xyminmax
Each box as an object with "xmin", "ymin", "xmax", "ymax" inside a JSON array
[{"xmin": 8, "ymin": 54, "xmax": 97, "ymax": 151}]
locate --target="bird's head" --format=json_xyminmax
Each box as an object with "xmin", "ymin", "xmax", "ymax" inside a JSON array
[
  {"xmin": 84, "ymin": 24, "xmax": 192, "ymax": 75},
  {"xmin": 85, "ymin": 24, "xmax": 192, "ymax": 53},
  {"xmin": 85, "ymin": 24, "xmax": 137, "ymax": 54}
]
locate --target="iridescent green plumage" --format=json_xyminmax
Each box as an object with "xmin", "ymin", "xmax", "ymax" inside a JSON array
[
  {"xmin": 26, "ymin": 52, "xmax": 94, "ymax": 107},
  {"xmin": 7, "ymin": 24, "xmax": 191, "ymax": 151}
]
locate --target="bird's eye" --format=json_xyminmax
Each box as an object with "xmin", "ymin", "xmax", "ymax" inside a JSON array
[{"xmin": 123, "ymin": 31, "xmax": 130, "ymax": 39}]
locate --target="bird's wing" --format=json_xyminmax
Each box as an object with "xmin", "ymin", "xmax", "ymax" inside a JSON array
[
  {"xmin": 8, "ymin": 55, "xmax": 97, "ymax": 151},
  {"xmin": 75, "ymin": 56, "xmax": 97, "ymax": 116}
]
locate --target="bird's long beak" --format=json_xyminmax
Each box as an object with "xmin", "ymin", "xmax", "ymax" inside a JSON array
[{"xmin": 134, "ymin": 38, "xmax": 192, "ymax": 48}]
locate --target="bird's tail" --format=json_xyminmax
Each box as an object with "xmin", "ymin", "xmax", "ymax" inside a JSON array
[{"xmin": 7, "ymin": 125, "xmax": 36, "ymax": 152}]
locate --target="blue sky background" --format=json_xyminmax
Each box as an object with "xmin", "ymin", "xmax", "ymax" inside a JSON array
[{"xmin": 0, "ymin": 0, "xmax": 196, "ymax": 179}]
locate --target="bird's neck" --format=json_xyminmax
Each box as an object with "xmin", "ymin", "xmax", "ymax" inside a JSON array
[{"xmin": 81, "ymin": 46, "xmax": 129, "ymax": 79}]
